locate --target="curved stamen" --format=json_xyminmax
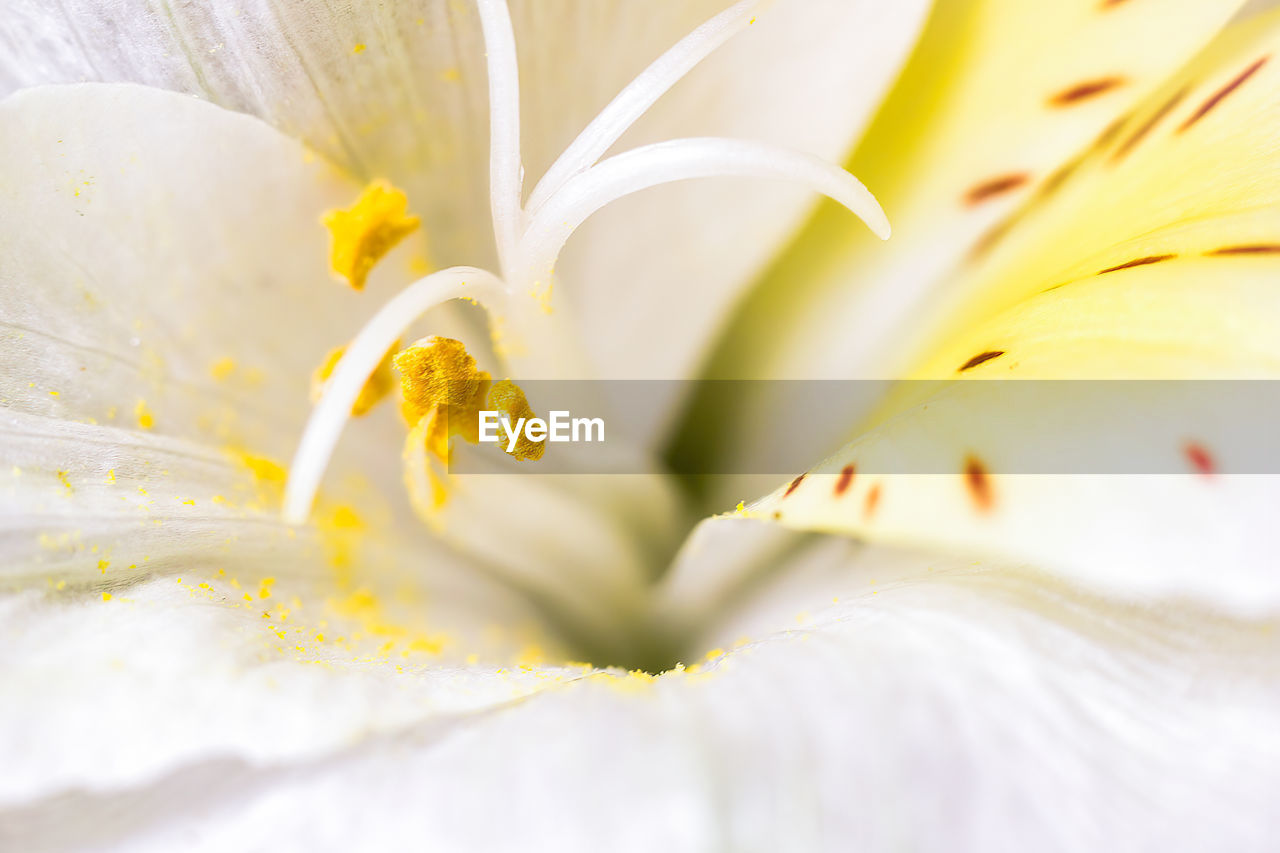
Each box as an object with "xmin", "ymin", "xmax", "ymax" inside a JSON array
[
  {"xmin": 283, "ymin": 267, "xmax": 507, "ymax": 523},
  {"xmin": 524, "ymin": 0, "xmax": 767, "ymax": 219},
  {"xmin": 518, "ymin": 136, "xmax": 890, "ymax": 283},
  {"xmin": 283, "ymin": 1, "xmax": 896, "ymax": 529},
  {"xmin": 475, "ymin": 0, "xmax": 525, "ymax": 277}
]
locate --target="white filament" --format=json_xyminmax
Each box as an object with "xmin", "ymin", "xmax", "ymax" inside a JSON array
[
  {"xmin": 524, "ymin": 0, "xmax": 767, "ymax": 219},
  {"xmin": 284, "ymin": 0, "xmax": 895, "ymax": 524},
  {"xmin": 519, "ymin": 137, "xmax": 891, "ymax": 282},
  {"xmin": 475, "ymin": 0, "xmax": 524, "ymax": 277},
  {"xmin": 282, "ymin": 267, "xmax": 507, "ymax": 523}
]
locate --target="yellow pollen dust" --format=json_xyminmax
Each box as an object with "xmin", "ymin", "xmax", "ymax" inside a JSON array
[
  {"xmin": 231, "ymin": 449, "xmax": 287, "ymax": 484},
  {"xmin": 323, "ymin": 180, "xmax": 420, "ymax": 291},
  {"xmin": 209, "ymin": 357, "xmax": 237, "ymax": 381},
  {"xmin": 134, "ymin": 399, "xmax": 155, "ymax": 430},
  {"xmin": 311, "ymin": 339, "xmax": 399, "ymax": 417}
]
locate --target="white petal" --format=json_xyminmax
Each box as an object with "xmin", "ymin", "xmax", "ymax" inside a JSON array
[
  {"xmin": 0, "ymin": 83, "xmax": 671, "ymax": 644},
  {"xmin": 0, "ymin": 85, "xmax": 569, "ymax": 801},
  {"xmin": 7, "ymin": 558, "xmax": 1277, "ymax": 851},
  {"xmin": 0, "ymin": 0, "xmax": 495, "ymax": 264},
  {"xmin": 0, "ymin": 83, "xmax": 390, "ymax": 585},
  {"xmin": 0, "ymin": 1, "xmax": 929, "ymax": 451},
  {"xmin": 0, "ymin": 1, "xmax": 907, "ymax": 280},
  {"xmin": 0, "ymin": 577, "xmax": 584, "ymax": 809}
]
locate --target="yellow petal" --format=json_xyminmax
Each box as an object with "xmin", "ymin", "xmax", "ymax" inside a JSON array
[
  {"xmin": 925, "ymin": 9, "xmax": 1280, "ymax": 352},
  {"xmin": 684, "ymin": 0, "xmax": 1250, "ymax": 482},
  {"xmin": 751, "ymin": 10, "xmax": 1280, "ymax": 617}
]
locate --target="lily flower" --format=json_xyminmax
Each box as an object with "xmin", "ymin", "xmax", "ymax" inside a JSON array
[{"xmin": 1, "ymin": 0, "xmax": 1278, "ymax": 849}]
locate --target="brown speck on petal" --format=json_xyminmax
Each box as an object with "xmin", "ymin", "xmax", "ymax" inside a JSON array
[
  {"xmin": 863, "ymin": 484, "xmax": 882, "ymax": 520},
  {"xmin": 835, "ymin": 465, "xmax": 856, "ymax": 496},
  {"xmin": 1184, "ymin": 442, "xmax": 1216, "ymax": 477},
  {"xmin": 959, "ymin": 350, "xmax": 1006, "ymax": 373},
  {"xmin": 1049, "ymin": 77, "xmax": 1127, "ymax": 107},
  {"xmin": 784, "ymin": 474, "xmax": 806, "ymax": 498},
  {"xmin": 1111, "ymin": 87, "xmax": 1188, "ymax": 163},
  {"xmin": 965, "ymin": 456, "xmax": 995, "ymax": 512},
  {"xmin": 1089, "ymin": 118, "xmax": 1127, "ymax": 155},
  {"xmin": 1206, "ymin": 244, "xmax": 1280, "ymax": 256},
  {"xmin": 1037, "ymin": 159, "xmax": 1082, "ymax": 200},
  {"xmin": 1098, "ymin": 254, "xmax": 1176, "ymax": 275},
  {"xmin": 968, "ymin": 218, "xmax": 1015, "ymax": 262},
  {"xmin": 1180, "ymin": 57, "xmax": 1269, "ymax": 132},
  {"xmin": 771, "ymin": 510, "xmax": 783, "ymax": 521},
  {"xmin": 964, "ymin": 173, "xmax": 1031, "ymax": 207}
]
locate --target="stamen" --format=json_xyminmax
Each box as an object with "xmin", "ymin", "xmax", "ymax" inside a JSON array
[
  {"xmin": 524, "ymin": 0, "xmax": 767, "ymax": 219},
  {"xmin": 394, "ymin": 338, "xmax": 502, "ymax": 519},
  {"xmin": 284, "ymin": 0, "xmax": 895, "ymax": 530},
  {"xmin": 324, "ymin": 181, "xmax": 421, "ymax": 291},
  {"xmin": 519, "ymin": 137, "xmax": 890, "ymax": 283},
  {"xmin": 283, "ymin": 266, "xmax": 506, "ymax": 523},
  {"xmin": 475, "ymin": 0, "xmax": 525, "ymax": 278}
]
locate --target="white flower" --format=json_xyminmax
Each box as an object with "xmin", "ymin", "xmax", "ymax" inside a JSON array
[{"xmin": 1, "ymin": 1, "xmax": 1279, "ymax": 850}]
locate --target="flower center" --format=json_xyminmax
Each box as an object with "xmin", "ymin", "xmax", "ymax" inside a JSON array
[{"xmin": 282, "ymin": 0, "xmax": 890, "ymax": 526}]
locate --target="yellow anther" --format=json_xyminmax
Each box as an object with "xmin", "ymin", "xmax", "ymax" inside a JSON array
[
  {"xmin": 487, "ymin": 380, "xmax": 546, "ymax": 461},
  {"xmin": 392, "ymin": 338, "xmax": 506, "ymax": 519},
  {"xmin": 394, "ymin": 337, "xmax": 485, "ymax": 417},
  {"xmin": 311, "ymin": 340, "xmax": 399, "ymax": 417},
  {"xmin": 445, "ymin": 375, "xmax": 493, "ymax": 446},
  {"xmin": 391, "ymin": 339, "xmax": 547, "ymax": 520},
  {"xmin": 323, "ymin": 180, "xmax": 420, "ymax": 291}
]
